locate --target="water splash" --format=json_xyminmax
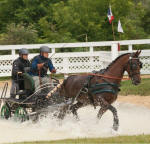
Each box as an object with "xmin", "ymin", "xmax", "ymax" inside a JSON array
[{"xmin": 0, "ymin": 102, "xmax": 150, "ymax": 144}]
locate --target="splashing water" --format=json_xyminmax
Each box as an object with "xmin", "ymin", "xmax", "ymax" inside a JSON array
[{"xmin": 0, "ymin": 102, "xmax": 150, "ymax": 144}]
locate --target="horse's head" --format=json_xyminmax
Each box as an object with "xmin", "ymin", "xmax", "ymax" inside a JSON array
[{"xmin": 125, "ymin": 50, "xmax": 142, "ymax": 85}]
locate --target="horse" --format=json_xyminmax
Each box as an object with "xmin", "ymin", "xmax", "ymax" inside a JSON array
[{"xmin": 58, "ymin": 50, "xmax": 142, "ymax": 131}]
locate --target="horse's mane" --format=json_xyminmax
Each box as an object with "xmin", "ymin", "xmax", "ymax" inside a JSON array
[
  {"xmin": 93, "ymin": 53, "xmax": 131, "ymax": 74},
  {"xmin": 105, "ymin": 53, "xmax": 131, "ymax": 71}
]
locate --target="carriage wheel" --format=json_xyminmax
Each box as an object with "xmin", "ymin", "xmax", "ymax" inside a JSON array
[
  {"xmin": 0, "ymin": 104, "xmax": 11, "ymax": 119},
  {"xmin": 14, "ymin": 107, "xmax": 29, "ymax": 122}
]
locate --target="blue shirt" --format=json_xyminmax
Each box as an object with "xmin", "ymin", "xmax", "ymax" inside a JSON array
[{"xmin": 30, "ymin": 55, "xmax": 55, "ymax": 77}]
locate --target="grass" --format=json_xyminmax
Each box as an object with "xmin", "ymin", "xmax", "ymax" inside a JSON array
[
  {"xmin": 119, "ymin": 78, "xmax": 150, "ymax": 96},
  {"xmin": 0, "ymin": 76, "xmax": 11, "ymax": 81},
  {"xmin": 10, "ymin": 135, "xmax": 150, "ymax": 144}
]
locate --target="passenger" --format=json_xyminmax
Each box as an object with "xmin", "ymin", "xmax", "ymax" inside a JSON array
[
  {"xmin": 10, "ymin": 48, "xmax": 31, "ymax": 99},
  {"xmin": 30, "ymin": 46, "xmax": 56, "ymax": 91}
]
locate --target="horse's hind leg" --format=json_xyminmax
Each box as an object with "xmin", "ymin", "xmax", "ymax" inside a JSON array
[
  {"xmin": 70, "ymin": 102, "xmax": 83, "ymax": 120},
  {"xmin": 108, "ymin": 105, "xmax": 119, "ymax": 131},
  {"xmin": 57, "ymin": 104, "xmax": 69, "ymax": 119}
]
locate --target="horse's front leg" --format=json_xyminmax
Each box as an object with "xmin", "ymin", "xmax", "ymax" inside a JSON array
[
  {"xmin": 108, "ymin": 105, "xmax": 119, "ymax": 131},
  {"xmin": 97, "ymin": 97, "xmax": 109, "ymax": 119},
  {"xmin": 97, "ymin": 97, "xmax": 119, "ymax": 131},
  {"xmin": 97, "ymin": 107, "xmax": 108, "ymax": 119},
  {"xmin": 57, "ymin": 104, "xmax": 69, "ymax": 119}
]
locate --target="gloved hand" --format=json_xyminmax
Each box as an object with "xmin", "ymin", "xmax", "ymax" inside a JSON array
[
  {"xmin": 37, "ymin": 63, "xmax": 44, "ymax": 70},
  {"xmin": 51, "ymin": 69, "xmax": 56, "ymax": 73},
  {"xmin": 17, "ymin": 72, "xmax": 22, "ymax": 75}
]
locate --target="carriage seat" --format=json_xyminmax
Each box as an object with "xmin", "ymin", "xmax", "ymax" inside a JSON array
[{"xmin": 22, "ymin": 73, "xmax": 35, "ymax": 95}]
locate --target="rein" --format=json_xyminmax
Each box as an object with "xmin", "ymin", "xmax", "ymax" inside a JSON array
[
  {"xmin": 57, "ymin": 72, "xmax": 130, "ymax": 80},
  {"xmin": 76, "ymin": 73, "xmax": 130, "ymax": 80}
]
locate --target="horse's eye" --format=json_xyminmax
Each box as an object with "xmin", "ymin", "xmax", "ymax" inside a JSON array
[{"xmin": 139, "ymin": 62, "xmax": 143, "ymax": 68}]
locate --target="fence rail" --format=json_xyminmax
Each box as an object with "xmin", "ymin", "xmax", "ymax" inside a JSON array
[{"xmin": 0, "ymin": 39, "xmax": 150, "ymax": 77}]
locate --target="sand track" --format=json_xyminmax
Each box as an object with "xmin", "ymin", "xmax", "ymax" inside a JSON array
[
  {"xmin": 0, "ymin": 98, "xmax": 150, "ymax": 143},
  {"xmin": 118, "ymin": 95, "xmax": 150, "ymax": 109}
]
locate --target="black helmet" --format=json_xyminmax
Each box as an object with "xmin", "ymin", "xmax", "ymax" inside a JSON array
[
  {"xmin": 19, "ymin": 48, "xmax": 29, "ymax": 55},
  {"xmin": 40, "ymin": 46, "xmax": 50, "ymax": 53}
]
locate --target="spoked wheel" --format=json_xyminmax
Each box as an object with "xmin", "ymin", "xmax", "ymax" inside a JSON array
[
  {"xmin": 0, "ymin": 104, "xmax": 11, "ymax": 119},
  {"xmin": 14, "ymin": 107, "xmax": 29, "ymax": 122}
]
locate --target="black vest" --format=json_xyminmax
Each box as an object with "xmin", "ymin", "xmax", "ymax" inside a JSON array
[{"xmin": 12, "ymin": 57, "xmax": 31, "ymax": 80}]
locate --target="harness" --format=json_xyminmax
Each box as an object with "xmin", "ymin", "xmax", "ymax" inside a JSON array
[
  {"xmin": 80, "ymin": 75, "xmax": 120, "ymax": 108},
  {"xmin": 89, "ymin": 82, "xmax": 119, "ymax": 95}
]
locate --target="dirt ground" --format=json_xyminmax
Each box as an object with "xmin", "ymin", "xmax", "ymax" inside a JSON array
[{"xmin": 118, "ymin": 95, "xmax": 150, "ymax": 109}]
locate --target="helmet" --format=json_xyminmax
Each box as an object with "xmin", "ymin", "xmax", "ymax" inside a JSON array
[
  {"xmin": 40, "ymin": 46, "xmax": 50, "ymax": 53},
  {"xmin": 19, "ymin": 48, "xmax": 29, "ymax": 55}
]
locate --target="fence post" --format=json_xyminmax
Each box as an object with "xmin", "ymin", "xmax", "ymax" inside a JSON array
[
  {"xmin": 51, "ymin": 48, "xmax": 55, "ymax": 53},
  {"xmin": 90, "ymin": 46, "xmax": 94, "ymax": 52},
  {"xmin": 63, "ymin": 57, "xmax": 69, "ymax": 78},
  {"xmin": 90, "ymin": 46, "xmax": 94, "ymax": 71},
  {"xmin": 11, "ymin": 49, "xmax": 15, "ymax": 56},
  {"xmin": 111, "ymin": 43, "xmax": 118, "ymax": 61},
  {"xmin": 128, "ymin": 44, "xmax": 133, "ymax": 52}
]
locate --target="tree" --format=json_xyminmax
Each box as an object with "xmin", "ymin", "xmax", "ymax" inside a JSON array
[
  {"xmin": 0, "ymin": 0, "xmax": 149, "ymax": 46},
  {"xmin": 0, "ymin": 23, "xmax": 38, "ymax": 44}
]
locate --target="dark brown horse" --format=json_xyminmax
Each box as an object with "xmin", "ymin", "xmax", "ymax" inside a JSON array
[{"xmin": 58, "ymin": 50, "xmax": 142, "ymax": 131}]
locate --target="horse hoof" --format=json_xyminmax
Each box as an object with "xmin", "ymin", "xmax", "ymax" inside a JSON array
[
  {"xmin": 75, "ymin": 117, "xmax": 80, "ymax": 121},
  {"xmin": 113, "ymin": 125, "xmax": 119, "ymax": 131}
]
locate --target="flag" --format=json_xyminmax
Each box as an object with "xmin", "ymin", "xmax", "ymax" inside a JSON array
[
  {"xmin": 107, "ymin": 5, "xmax": 114, "ymax": 24},
  {"xmin": 118, "ymin": 19, "xmax": 124, "ymax": 33}
]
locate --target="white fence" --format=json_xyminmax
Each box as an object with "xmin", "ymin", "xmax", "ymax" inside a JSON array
[{"xmin": 0, "ymin": 39, "xmax": 150, "ymax": 77}]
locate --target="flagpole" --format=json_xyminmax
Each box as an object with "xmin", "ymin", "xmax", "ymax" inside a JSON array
[
  {"xmin": 119, "ymin": 32, "xmax": 121, "ymax": 40},
  {"xmin": 111, "ymin": 21, "xmax": 115, "ymax": 41},
  {"xmin": 118, "ymin": 32, "xmax": 121, "ymax": 51}
]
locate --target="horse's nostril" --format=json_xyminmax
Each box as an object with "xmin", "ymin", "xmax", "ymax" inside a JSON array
[{"xmin": 134, "ymin": 80, "xmax": 140, "ymax": 85}]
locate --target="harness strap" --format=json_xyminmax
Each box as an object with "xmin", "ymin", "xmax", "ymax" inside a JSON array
[
  {"xmin": 92, "ymin": 89, "xmax": 116, "ymax": 95},
  {"xmin": 90, "ymin": 83, "xmax": 119, "ymax": 89}
]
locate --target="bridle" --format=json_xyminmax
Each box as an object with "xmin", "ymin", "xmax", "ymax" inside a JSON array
[{"xmin": 126, "ymin": 55, "xmax": 142, "ymax": 78}]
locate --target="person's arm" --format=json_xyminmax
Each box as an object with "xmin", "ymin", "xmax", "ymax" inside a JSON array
[
  {"xmin": 48, "ymin": 59, "xmax": 56, "ymax": 73},
  {"xmin": 32, "ymin": 58, "xmax": 45, "ymax": 70},
  {"xmin": 12, "ymin": 60, "xmax": 21, "ymax": 76},
  {"xmin": 12, "ymin": 60, "xmax": 23, "ymax": 80},
  {"xmin": 31, "ymin": 58, "xmax": 38, "ymax": 70}
]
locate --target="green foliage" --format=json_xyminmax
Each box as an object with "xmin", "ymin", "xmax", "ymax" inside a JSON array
[
  {"xmin": 120, "ymin": 78, "xmax": 150, "ymax": 96},
  {"xmin": 0, "ymin": 23, "xmax": 38, "ymax": 44},
  {"xmin": 0, "ymin": 0, "xmax": 149, "ymax": 47}
]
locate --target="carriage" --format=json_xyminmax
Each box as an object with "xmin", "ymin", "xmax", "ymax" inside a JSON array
[
  {"xmin": 0, "ymin": 73, "xmax": 67, "ymax": 122},
  {"xmin": 0, "ymin": 51, "xmax": 143, "ymax": 131}
]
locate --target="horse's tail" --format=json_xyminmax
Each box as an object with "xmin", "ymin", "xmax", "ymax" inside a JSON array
[
  {"xmin": 62, "ymin": 75, "xmax": 76, "ymax": 87},
  {"xmin": 62, "ymin": 78, "xmax": 67, "ymax": 87}
]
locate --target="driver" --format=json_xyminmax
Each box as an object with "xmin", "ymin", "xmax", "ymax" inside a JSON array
[
  {"xmin": 10, "ymin": 48, "xmax": 31, "ymax": 99},
  {"xmin": 29, "ymin": 46, "xmax": 56, "ymax": 91}
]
